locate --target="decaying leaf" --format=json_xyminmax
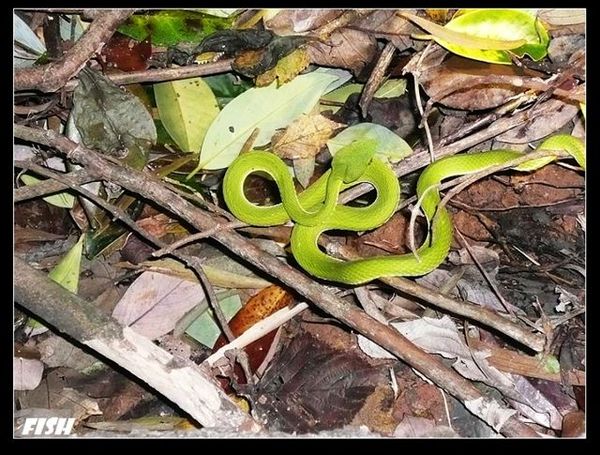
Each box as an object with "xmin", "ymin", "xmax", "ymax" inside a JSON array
[
  {"xmin": 112, "ymin": 271, "xmax": 206, "ymax": 340},
  {"xmin": 255, "ymin": 47, "xmax": 311, "ymax": 87},
  {"xmin": 352, "ymin": 9, "xmax": 422, "ymax": 51},
  {"xmin": 72, "ymin": 67, "xmax": 156, "ymax": 170},
  {"xmin": 414, "ymin": 50, "xmax": 544, "ymax": 110},
  {"xmin": 100, "ymin": 33, "xmax": 151, "ymax": 72},
  {"xmin": 308, "ymin": 28, "xmax": 378, "ymax": 76},
  {"xmin": 118, "ymin": 10, "xmax": 234, "ymax": 46},
  {"xmin": 291, "ymin": 158, "xmax": 316, "ymax": 189},
  {"xmin": 496, "ymin": 98, "xmax": 580, "ymax": 143},
  {"xmin": 272, "ymin": 113, "xmax": 345, "ymax": 160}
]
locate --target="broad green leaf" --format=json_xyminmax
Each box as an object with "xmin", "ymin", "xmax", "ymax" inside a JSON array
[
  {"xmin": 185, "ymin": 294, "xmax": 242, "ymax": 348},
  {"xmin": 375, "ymin": 79, "xmax": 408, "ymax": 99},
  {"xmin": 118, "ymin": 10, "xmax": 234, "ymax": 46},
  {"xmin": 402, "ymin": 10, "xmax": 549, "ymax": 65},
  {"xmin": 154, "ymin": 77, "xmax": 219, "ymax": 153},
  {"xmin": 189, "ymin": 71, "xmax": 339, "ymax": 175},
  {"xmin": 19, "ymin": 174, "xmax": 75, "ymax": 209},
  {"xmin": 48, "ymin": 234, "xmax": 85, "ymax": 294},
  {"xmin": 328, "ymin": 123, "xmax": 413, "ymax": 164}
]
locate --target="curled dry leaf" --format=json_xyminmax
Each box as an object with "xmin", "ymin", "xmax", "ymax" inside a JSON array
[
  {"xmin": 213, "ymin": 285, "xmax": 293, "ymax": 378},
  {"xmin": 265, "ymin": 9, "xmax": 345, "ymax": 35},
  {"xmin": 414, "ymin": 49, "xmax": 545, "ymax": 110},
  {"xmin": 308, "ymin": 28, "xmax": 378, "ymax": 76},
  {"xmin": 496, "ymin": 98, "xmax": 580, "ymax": 143},
  {"xmin": 272, "ymin": 113, "xmax": 346, "ymax": 160}
]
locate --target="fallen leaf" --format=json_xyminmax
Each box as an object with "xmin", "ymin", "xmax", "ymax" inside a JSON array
[
  {"xmin": 118, "ymin": 10, "xmax": 234, "ymax": 46},
  {"xmin": 13, "ymin": 357, "xmax": 44, "ymax": 391},
  {"xmin": 112, "ymin": 271, "xmax": 206, "ymax": 340},
  {"xmin": 273, "ymin": 113, "xmax": 345, "ymax": 160},
  {"xmin": 154, "ymin": 77, "xmax": 219, "ymax": 153},
  {"xmin": 255, "ymin": 47, "xmax": 310, "ymax": 87},
  {"xmin": 327, "ymin": 123, "xmax": 413, "ymax": 164},
  {"xmin": 184, "ymin": 293, "xmax": 242, "ymax": 348},
  {"xmin": 190, "ymin": 71, "xmax": 339, "ymax": 174},
  {"xmin": 72, "ymin": 67, "xmax": 156, "ymax": 170},
  {"xmin": 292, "ymin": 158, "xmax": 316, "ymax": 189},
  {"xmin": 265, "ymin": 9, "xmax": 345, "ymax": 34},
  {"xmin": 308, "ymin": 28, "xmax": 378, "ymax": 76}
]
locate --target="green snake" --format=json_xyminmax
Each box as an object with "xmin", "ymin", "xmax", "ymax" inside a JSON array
[{"xmin": 223, "ymin": 134, "xmax": 585, "ymax": 285}]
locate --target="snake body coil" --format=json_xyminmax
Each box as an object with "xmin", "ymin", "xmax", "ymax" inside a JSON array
[{"xmin": 223, "ymin": 135, "xmax": 584, "ymax": 285}]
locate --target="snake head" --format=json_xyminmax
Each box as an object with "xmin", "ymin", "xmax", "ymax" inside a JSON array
[{"xmin": 331, "ymin": 138, "xmax": 378, "ymax": 183}]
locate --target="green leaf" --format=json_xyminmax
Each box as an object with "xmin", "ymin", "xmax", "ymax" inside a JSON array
[
  {"xmin": 403, "ymin": 9, "xmax": 549, "ymax": 65},
  {"xmin": 203, "ymin": 73, "xmax": 252, "ymax": 108},
  {"xmin": 328, "ymin": 123, "xmax": 413, "ymax": 164},
  {"xmin": 443, "ymin": 9, "xmax": 550, "ymax": 64},
  {"xmin": 185, "ymin": 294, "xmax": 242, "ymax": 348},
  {"xmin": 19, "ymin": 174, "xmax": 75, "ymax": 209},
  {"xmin": 49, "ymin": 234, "xmax": 85, "ymax": 294},
  {"xmin": 154, "ymin": 77, "xmax": 219, "ymax": 154},
  {"xmin": 375, "ymin": 79, "xmax": 408, "ymax": 99},
  {"xmin": 319, "ymin": 83, "xmax": 363, "ymax": 113},
  {"xmin": 189, "ymin": 71, "xmax": 339, "ymax": 175},
  {"xmin": 541, "ymin": 355, "xmax": 561, "ymax": 375},
  {"xmin": 332, "ymin": 138, "xmax": 378, "ymax": 183},
  {"xmin": 118, "ymin": 10, "xmax": 234, "ymax": 46}
]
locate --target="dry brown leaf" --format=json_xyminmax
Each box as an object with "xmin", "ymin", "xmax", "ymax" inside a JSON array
[
  {"xmin": 265, "ymin": 9, "xmax": 345, "ymax": 35},
  {"xmin": 308, "ymin": 28, "xmax": 378, "ymax": 76},
  {"xmin": 414, "ymin": 50, "xmax": 544, "ymax": 110},
  {"xmin": 496, "ymin": 98, "xmax": 580, "ymax": 143},
  {"xmin": 352, "ymin": 9, "xmax": 422, "ymax": 51},
  {"xmin": 272, "ymin": 113, "xmax": 345, "ymax": 160}
]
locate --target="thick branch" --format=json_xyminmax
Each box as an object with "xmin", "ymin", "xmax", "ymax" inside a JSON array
[
  {"xmin": 13, "ymin": 125, "xmax": 538, "ymax": 437},
  {"xmin": 13, "ymin": 257, "xmax": 260, "ymax": 431},
  {"xmin": 14, "ymin": 9, "xmax": 135, "ymax": 92}
]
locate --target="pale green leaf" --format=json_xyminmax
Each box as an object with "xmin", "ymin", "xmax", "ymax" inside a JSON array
[
  {"xmin": 375, "ymin": 79, "xmax": 408, "ymax": 99},
  {"xmin": 48, "ymin": 234, "xmax": 84, "ymax": 294},
  {"xmin": 185, "ymin": 294, "xmax": 242, "ymax": 348},
  {"xmin": 189, "ymin": 71, "xmax": 339, "ymax": 174},
  {"xmin": 320, "ymin": 83, "xmax": 363, "ymax": 113},
  {"xmin": 154, "ymin": 77, "xmax": 219, "ymax": 153},
  {"xmin": 328, "ymin": 123, "xmax": 413, "ymax": 164},
  {"xmin": 20, "ymin": 174, "xmax": 75, "ymax": 209}
]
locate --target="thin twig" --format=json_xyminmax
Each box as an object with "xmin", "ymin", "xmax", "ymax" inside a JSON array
[
  {"xmin": 14, "ymin": 9, "xmax": 135, "ymax": 92},
  {"xmin": 64, "ymin": 59, "xmax": 234, "ymax": 91},
  {"xmin": 153, "ymin": 221, "xmax": 247, "ymax": 257},
  {"xmin": 14, "ymin": 167, "xmax": 96, "ymax": 202},
  {"xmin": 359, "ymin": 41, "xmax": 396, "ymax": 117},
  {"xmin": 16, "ymin": 160, "xmax": 236, "ymax": 343},
  {"xmin": 14, "ymin": 124, "xmax": 539, "ymax": 437},
  {"xmin": 455, "ymin": 228, "xmax": 516, "ymax": 317}
]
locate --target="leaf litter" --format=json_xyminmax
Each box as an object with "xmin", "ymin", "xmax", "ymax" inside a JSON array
[{"xmin": 13, "ymin": 8, "xmax": 585, "ymax": 438}]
